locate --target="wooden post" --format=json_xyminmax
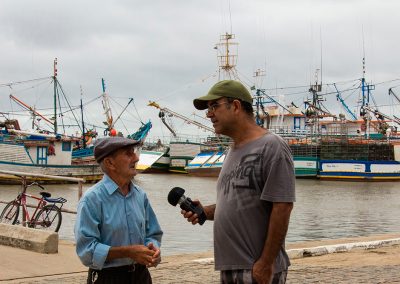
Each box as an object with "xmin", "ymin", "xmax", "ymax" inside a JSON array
[{"xmin": 78, "ymin": 181, "xmax": 83, "ymax": 200}]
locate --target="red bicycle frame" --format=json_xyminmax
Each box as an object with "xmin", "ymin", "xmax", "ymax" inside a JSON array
[{"xmin": 18, "ymin": 191, "xmax": 48, "ymax": 227}]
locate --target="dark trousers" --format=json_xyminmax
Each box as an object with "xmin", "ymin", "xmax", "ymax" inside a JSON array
[{"xmin": 87, "ymin": 264, "xmax": 152, "ymax": 284}]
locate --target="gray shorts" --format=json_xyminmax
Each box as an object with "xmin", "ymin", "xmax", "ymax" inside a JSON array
[{"xmin": 220, "ymin": 269, "xmax": 287, "ymax": 284}]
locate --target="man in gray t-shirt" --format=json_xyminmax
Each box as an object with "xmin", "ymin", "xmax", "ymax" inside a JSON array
[{"xmin": 182, "ymin": 80, "xmax": 295, "ymax": 284}]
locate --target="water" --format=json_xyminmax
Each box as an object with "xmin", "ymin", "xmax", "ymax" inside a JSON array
[{"xmin": 0, "ymin": 175, "xmax": 399, "ymax": 256}]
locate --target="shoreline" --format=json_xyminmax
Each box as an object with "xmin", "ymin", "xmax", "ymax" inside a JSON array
[{"xmin": 1, "ymin": 233, "xmax": 400, "ymax": 283}]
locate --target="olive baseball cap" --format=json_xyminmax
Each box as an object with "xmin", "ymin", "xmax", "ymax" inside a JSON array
[
  {"xmin": 94, "ymin": 137, "xmax": 140, "ymax": 163},
  {"xmin": 193, "ymin": 80, "xmax": 253, "ymax": 110}
]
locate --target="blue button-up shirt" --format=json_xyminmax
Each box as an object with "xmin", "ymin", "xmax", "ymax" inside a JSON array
[{"xmin": 74, "ymin": 174, "xmax": 163, "ymax": 269}]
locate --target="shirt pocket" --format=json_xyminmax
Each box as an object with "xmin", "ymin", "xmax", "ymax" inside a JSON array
[{"xmin": 127, "ymin": 207, "xmax": 146, "ymax": 244}]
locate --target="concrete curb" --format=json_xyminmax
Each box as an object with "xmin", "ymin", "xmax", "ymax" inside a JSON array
[
  {"xmin": 287, "ymin": 238, "xmax": 400, "ymax": 259},
  {"xmin": 0, "ymin": 223, "xmax": 58, "ymax": 253},
  {"xmin": 191, "ymin": 238, "xmax": 400, "ymax": 264}
]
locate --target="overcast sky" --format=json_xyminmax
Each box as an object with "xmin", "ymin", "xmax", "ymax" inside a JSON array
[{"xmin": 1, "ymin": 0, "xmax": 399, "ymax": 141}]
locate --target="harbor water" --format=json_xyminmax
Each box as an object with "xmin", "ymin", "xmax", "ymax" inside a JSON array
[{"xmin": 0, "ymin": 174, "xmax": 399, "ymax": 256}]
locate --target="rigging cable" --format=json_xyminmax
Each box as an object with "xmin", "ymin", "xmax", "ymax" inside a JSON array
[
  {"xmin": 56, "ymin": 79, "xmax": 82, "ymax": 133},
  {"xmin": 132, "ymin": 101, "xmax": 143, "ymax": 124},
  {"xmin": 109, "ymin": 97, "xmax": 141, "ymax": 123},
  {"xmin": 56, "ymin": 81, "xmax": 66, "ymax": 134},
  {"xmin": 8, "ymin": 86, "xmax": 15, "ymax": 121},
  {"xmin": 0, "ymin": 76, "xmax": 52, "ymax": 88}
]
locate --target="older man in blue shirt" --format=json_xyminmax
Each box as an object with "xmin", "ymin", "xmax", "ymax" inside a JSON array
[{"xmin": 75, "ymin": 137, "xmax": 163, "ymax": 284}]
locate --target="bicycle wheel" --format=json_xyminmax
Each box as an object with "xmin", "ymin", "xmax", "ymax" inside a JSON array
[
  {"xmin": 33, "ymin": 204, "xmax": 62, "ymax": 232},
  {"xmin": 0, "ymin": 200, "xmax": 20, "ymax": 225}
]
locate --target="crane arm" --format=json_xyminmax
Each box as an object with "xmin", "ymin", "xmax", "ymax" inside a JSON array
[
  {"xmin": 364, "ymin": 105, "xmax": 400, "ymax": 125},
  {"xmin": 333, "ymin": 83, "xmax": 357, "ymax": 120},
  {"xmin": 148, "ymin": 101, "xmax": 215, "ymax": 133},
  {"xmin": 9, "ymin": 94, "xmax": 54, "ymax": 125},
  {"xmin": 111, "ymin": 98, "xmax": 134, "ymax": 128},
  {"xmin": 159, "ymin": 111, "xmax": 177, "ymax": 137},
  {"xmin": 255, "ymin": 89, "xmax": 293, "ymax": 114}
]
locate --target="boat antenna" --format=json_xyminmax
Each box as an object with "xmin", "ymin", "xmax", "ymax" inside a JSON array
[
  {"xmin": 320, "ymin": 27, "xmax": 323, "ymax": 87},
  {"xmin": 360, "ymin": 28, "xmax": 375, "ymax": 113},
  {"xmin": 361, "ymin": 26, "xmax": 368, "ymax": 108},
  {"xmin": 228, "ymin": 0, "xmax": 233, "ymax": 35}
]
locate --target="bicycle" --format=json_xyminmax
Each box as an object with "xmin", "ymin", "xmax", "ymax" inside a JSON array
[{"xmin": 0, "ymin": 182, "xmax": 67, "ymax": 232}]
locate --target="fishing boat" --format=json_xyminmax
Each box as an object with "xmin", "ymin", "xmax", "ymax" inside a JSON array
[
  {"xmin": 70, "ymin": 78, "xmax": 162, "ymax": 172},
  {"xmin": 184, "ymin": 136, "xmax": 231, "ymax": 177},
  {"xmin": 146, "ymin": 101, "xmax": 221, "ymax": 174},
  {"xmin": 316, "ymin": 117, "xmax": 400, "ymax": 180},
  {"xmin": 186, "ymin": 95, "xmax": 400, "ymax": 180},
  {"xmin": 185, "ymin": 103, "xmax": 319, "ymax": 178},
  {"xmin": 71, "ymin": 120, "xmax": 156, "ymax": 171},
  {"xmin": 0, "ymin": 122, "xmax": 102, "ymax": 184},
  {"xmin": 185, "ymin": 33, "xmax": 400, "ymax": 181},
  {"xmin": 0, "ymin": 59, "xmax": 105, "ymax": 183},
  {"xmin": 0, "ymin": 60, "xmax": 156, "ymax": 183},
  {"xmin": 305, "ymin": 70, "xmax": 400, "ymax": 180}
]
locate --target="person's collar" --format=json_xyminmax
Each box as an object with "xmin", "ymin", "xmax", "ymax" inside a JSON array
[
  {"xmin": 102, "ymin": 174, "xmax": 138, "ymax": 195},
  {"xmin": 102, "ymin": 174, "xmax": 119, "ymax": 195}
]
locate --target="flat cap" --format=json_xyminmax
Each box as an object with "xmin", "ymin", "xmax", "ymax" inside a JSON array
[
  {"xmin": 193, "ymin": 80, "xmax": 252, "ymax": 110},
  {"xmin": 94, "ymin": 137, "xmax": 140, "ymax": 163}
]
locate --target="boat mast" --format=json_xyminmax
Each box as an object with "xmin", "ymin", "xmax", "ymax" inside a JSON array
[
  {"xmin": 53, "ymin": 58, "xmax": 58, "ymax": 133},
  {"xmin": 101, "ymin": 78, "xmax": 114, "ymax": 135},
  {"xmin": 360, "ymin": 54, "xmax": 375, "ymax": 138},
  {"xmin": 216, "ymin": 33, "xmax": 239, "ymax": 80},
  {"xmin": 306, "ymin": 69, "xmax": 324, "ymax": 134},
  {"xmin": 80, "ymin": 86, "xmax": 86, "ymax": 149}
]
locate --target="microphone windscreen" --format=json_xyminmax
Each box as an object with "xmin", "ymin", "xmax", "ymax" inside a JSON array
[{"xmin": 167, "ymin": 187, "xmax": 185, "ymax": 206}]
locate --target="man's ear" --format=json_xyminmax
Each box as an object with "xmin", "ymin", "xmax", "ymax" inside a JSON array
[
  {"xmin": 103, "ymin": 156, "xmax": 115, "ymax": 170},
  {"xmin": 232, "ymin": 99, "xmax": 242, "ymax": 112}
]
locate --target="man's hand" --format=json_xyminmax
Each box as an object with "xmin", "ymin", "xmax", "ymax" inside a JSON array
[
  {"xmin": 252, "ymin": 259, "xmax": 274, "ymax": 284},
  {"xmin": 181, "ymin": 200, "xmax": 202, "ymax": 225},
  {"xmin": 126, "ymin": 245, "xmax": 156, "ymax": 266},
  {"xmin": 147, "ymin": 242, "xmax": 161, "ymax": 267},
  {"xmin": 181, "ymin": 202, "xmax": 215, "ymax": 225}
]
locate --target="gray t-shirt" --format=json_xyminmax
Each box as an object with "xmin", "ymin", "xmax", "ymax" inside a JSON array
[{"xmin": 214, "ymin": 132, "xmax": 296, "ymax": 272}]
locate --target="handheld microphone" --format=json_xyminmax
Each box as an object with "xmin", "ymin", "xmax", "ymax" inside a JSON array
[{"xmin": 167, "ymin": 187, "xmax": 207, "ymax": 225}]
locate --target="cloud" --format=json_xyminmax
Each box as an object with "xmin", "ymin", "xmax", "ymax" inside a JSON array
[{"xmin": 0, "ymin": 0, "xmax": 399, "ymax": 139}]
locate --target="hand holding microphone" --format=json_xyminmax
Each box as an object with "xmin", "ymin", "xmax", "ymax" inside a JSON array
[{"xmin": 167, "ymin": 187, "xmax": 207, "ymax": 225}]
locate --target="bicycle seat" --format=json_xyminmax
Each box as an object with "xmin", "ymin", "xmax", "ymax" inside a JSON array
[
  {"xmin": 40, "ymin": 192, "xmax": 51, "ymax": 198},
  {"xmin": 44, "ymin": 197, "xmax": 67, "ymax": 204}
]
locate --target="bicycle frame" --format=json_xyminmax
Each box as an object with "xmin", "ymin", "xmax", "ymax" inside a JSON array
[
  {"xmin": 17, "ymin": 192, "xmax": 47, "ymax": 227},
  {"xmin": 1, "ymin": 181, "xmax": 66, "ymax": 232}
]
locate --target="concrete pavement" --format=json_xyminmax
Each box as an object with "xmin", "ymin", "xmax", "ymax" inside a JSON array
[{"xmin": 1, "ymin": 234, "xmax": 400, "ymax": 283}]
